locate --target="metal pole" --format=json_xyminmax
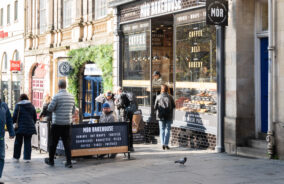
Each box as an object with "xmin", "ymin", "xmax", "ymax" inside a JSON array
[{"xmin": 215, "ymin": 25, "xmax": 225, "ymax": 153}]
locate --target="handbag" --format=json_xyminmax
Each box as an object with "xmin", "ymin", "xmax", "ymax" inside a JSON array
[{"xmin": 14, "ymin": 106, "xmax": 20, "ymax": 129}]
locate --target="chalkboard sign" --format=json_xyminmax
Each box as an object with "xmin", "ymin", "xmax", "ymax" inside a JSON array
[{"xmin": 70, "ymin": 123, "xmax": 129, "ymax": 157}]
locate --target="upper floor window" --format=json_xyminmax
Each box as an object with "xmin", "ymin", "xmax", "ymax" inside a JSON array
[
  {"xmin": 0, "ymin": 8, "xmax": 3, "ymax": 26},
  {"xmin": 39, "ymin": 0, "xmax": 47, "ymax": 33},
  {"xmin": 14, "ymin": 50, "xmax": 19, "ymax": 61},
  {"xmin": 2, "ymin": 53, "xmax": 7, "ymax": 71},
  {"xmin": 95, "ymin": 0, "xmax": 107, "ymax": 20},
  {"xmin": 63, "ymin": 0, "xmax": 72, "ymax": 28},
  {"xmin": 7, "ymin": 5, "xmax": 10, "ymax": 24},
  {"xmin": 14, "ymin": 1, "xmax": 18, "ymax": 21}
]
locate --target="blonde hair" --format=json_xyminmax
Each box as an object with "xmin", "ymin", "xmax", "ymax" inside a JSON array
[{"xmin": 44, "ymin": 95, "xmax": 52, "ymax": 104}]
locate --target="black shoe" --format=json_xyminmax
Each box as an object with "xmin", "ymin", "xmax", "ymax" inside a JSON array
[
  {"xmin": 165, "ymin": 146, "xmax": 170, "ymax": 150},
  {"xmin": 0, "ymin": 181, "xmax": 4, "ymax": 184},
  {"xmin": 129, "ymin": 147, "xmax": 135, "ymax": 152},
  {"xmin": 162, "ymin": 145, "xmax": 165, "ymax": 150},
  {"xmin": 44, "ymin": 158, "xmax": 54, "ymax": 166},
  {"xmin": 65, "ymin": 162, "xmax": 73, "ymax": 168}
]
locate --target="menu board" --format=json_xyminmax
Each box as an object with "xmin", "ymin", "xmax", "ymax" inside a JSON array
[{"xmin": 70, "ymin": 123, "xmax": 129, "ymax": 157}]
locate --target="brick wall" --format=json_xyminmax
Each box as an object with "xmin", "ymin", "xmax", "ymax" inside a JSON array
[
  {"xmin": 171, "ymin": 127, "xmax": 216, "ymax": 150},
  {"xmin": 144, "ymin": 122, "xmax": 159, "ymax": 144}
]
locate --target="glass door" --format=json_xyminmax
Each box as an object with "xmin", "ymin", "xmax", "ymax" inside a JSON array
[{"xmin": 82, "ymin": 76, "xmax": 103, "ymax": 117}]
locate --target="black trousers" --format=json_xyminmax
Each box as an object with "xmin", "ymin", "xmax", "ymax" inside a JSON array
[
  {"xmin": 49, "ymin": 125, "xmax": 71, "ymax": 164},
  {"xmin": 126, "ymin": 112, "xmax": 133, "ymax": 149}
]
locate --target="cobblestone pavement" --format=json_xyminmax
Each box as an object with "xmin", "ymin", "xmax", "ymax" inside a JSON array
[{"xmin": 2, "ymin": 136, "xmax": 284, "ymax": 184}]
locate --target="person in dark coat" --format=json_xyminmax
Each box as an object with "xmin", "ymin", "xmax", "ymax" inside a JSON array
[
  {"xmin": 39, "ymin": 94, "xmax": 52, "ymax": 121},
  {"xmin": 12, "ymin": 94, "xmax": 37, "ymax": 162}
]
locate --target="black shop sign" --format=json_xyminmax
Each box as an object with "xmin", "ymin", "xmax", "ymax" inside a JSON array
[
  {"xmin": 206, "ymin": 0, "xmax": 228, "ymax": 26},
  {"xmin": 70, "ymin": 123, "xmax": 129, "ymax": 157}
]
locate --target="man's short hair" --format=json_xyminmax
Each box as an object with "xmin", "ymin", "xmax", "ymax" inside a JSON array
[
  {"xmin": 161, "ymin": 84, "xmax": 168, "ymax": 93},
  {"xmin": 58, "ymin": 79, "xmax": 66, "ymax": 89}
]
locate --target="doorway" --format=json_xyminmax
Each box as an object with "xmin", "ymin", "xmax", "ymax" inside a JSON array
[
  {"xmin": 151, "ymin": 15, "xmax": 174, "ymax": 99},
  {"xmin": 260, "ymin": 37, "xmax": 268, "ymax": 133}
]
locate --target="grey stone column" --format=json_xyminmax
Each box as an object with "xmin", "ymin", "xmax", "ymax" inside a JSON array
[
  {"xmin": 224, "ymin": 0, "xmax": 256, "ymax": 154},
  {"xmin": 75, "ymin": 0, "xmax": 83, "ymax": 23}
]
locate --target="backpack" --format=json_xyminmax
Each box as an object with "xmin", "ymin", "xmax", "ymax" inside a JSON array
[
  {"xmin": 157, "ymin": 96, "xmax": 171, "ymax": 120},
  {"xmin": 124, "ymin": 92, "xmax": 138, "ymax": 113}
]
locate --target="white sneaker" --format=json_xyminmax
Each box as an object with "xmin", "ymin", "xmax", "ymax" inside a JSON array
[
  {"xmin": 23, "ymin": 159, "xmax": 31, "ymax": 163},
  {"xmin": 13, "ymin": 158, "xmax": 19, "ymax": 163}
]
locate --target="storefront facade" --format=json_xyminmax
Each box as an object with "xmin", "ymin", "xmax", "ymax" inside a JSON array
[{"xmin": 111, "ymin": 0, "xmax": 217, "ymax": 149}]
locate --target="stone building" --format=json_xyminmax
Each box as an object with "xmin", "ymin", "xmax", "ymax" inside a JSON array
[
  {"xmin": 109, "ymin": 0, "xmax": 284, "ymax": 159},
  {"xmin": 0, "ymin": 0, "xmax": 24, "ymax": 109},
  {"xmin": 24, "ymin": 0, "xmax": 114, "ymax": 112}
]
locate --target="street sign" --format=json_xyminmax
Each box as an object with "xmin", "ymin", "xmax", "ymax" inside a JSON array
[
  {"xmin": 58, "ymin": 61, "xmax": 72, "ymax": 77},
  {"xmin": 206, "ymin": 0, "xmax": 228, "ymax": 26}
]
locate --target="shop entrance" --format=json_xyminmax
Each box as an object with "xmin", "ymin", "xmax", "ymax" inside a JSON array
[
  {"xmin": 260, "ymin": 37, "xmax": 269, "ymax": 133},
  {"xmin": 151, "ymin": 16, "xmax": 174, "ymax": 98}
]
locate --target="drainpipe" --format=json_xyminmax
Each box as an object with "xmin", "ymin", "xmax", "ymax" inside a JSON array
[{"xmin": 266, "ymin": 0, "xmax": 275, "ymax": 159}]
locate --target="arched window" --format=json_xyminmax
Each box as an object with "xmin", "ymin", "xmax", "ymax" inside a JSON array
[
  {"xmin": 14, "ymin": 50, "xmax": 19, "ymax": 61},
  {"xmin": 2, "ymin": 52, "xmax": 7, "ymax": 71}
]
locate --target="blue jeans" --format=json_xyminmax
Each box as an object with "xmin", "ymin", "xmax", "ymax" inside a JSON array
[
  {"xmin": 159, "ymin": 120, "xmax": 172, "ymax": 146},
  {"xmin": 13, "ymin": 134, "xmax": 32, "ymax": 160},
  {"xmin": 0, "ymin": 139, "xmax": 5, "ymax": 178}
]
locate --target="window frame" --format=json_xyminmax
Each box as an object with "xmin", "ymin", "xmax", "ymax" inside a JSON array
[
  {"xmin": 7, "ymin": 4, "xmax": 10, "ymax": 25},
  {"xmin": 0, "ymin": 8, "xmax": 3, "ymax": 26},
  {"xmin": 14, "ymin": 1, "xmax": 18, "ymax": 21},
  {"xmin": 95, "ymin": 0, "xmax": 107, "ymax": 20}
]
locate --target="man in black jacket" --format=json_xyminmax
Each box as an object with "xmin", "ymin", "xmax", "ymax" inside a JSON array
[{"xmin": 154, "ymin": 84, "xmax": 175, "ymax": 150}]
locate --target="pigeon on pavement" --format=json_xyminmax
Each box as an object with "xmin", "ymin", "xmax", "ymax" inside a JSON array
[{"xmin": 174, "ymin": 157, "xmax": 187, "ymax": 165}]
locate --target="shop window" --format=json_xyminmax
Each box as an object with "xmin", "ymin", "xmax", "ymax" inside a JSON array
[
  {"xmin": 39, "ymin": 0, "xmax": 47, "ymax": 33},
  {"xmin": 12, "ymin": 81, "xmax": 20, "ymax": 109},
  {"xmin": 175, "ymin": 21, "xmax": 217, "ymax": 114},
  {"xmin": 1, "ymin": 81, "xmax": 8, "ymax": 103},
  {"xmin": 32, "ymin": 78, "xmax": 44, "ymax": 109},
  {"xmin": 122, "ymin": 21, "xmax": 151, "ymax": 106},
  {"xmin": 82, "ymin": 76, "xmax": 103, "ymax": 117}
]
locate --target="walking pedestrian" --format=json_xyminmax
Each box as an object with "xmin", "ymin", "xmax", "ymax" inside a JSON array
[
  {"xmin": 39, "ymin": 94, "xmax": 52, "ymax": 122},
  {"xmin": 115, "ymin": 87, "xmax": 137, "ymax": 152},
  {"xmin": 154, "ymin": 84, "xmax": 175, "ymax": 150},
  {"xmin": 12, "ymin": 94, "xmax": 37, "ymax": 163},
  {"xmin": 44, "ymin": 79, "xmax": 75, "ymax": 168},
  {"xmin": 0, "ymin": 98, "xmax": 15, "ymax": 183}
]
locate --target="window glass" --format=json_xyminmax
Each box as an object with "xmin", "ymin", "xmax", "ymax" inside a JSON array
[
  {"xmin": 2, "ymin": 53, "xmax": 7, "ymax": 71},
  {"xmin": 95, "ymin": 0, "xmax": 107, "ymax": 20},
  {"xmin": 39, "ymin": 0, "xmax": 47, "ymax": 33},
  {"xmin": 14, "ymin": 1, "xmax": 18, "ymax": 21},
  {"xmin": 12, "ymin": 81, "xmax": 20, "ymax": 109},
  {"xmin": 7, "ymin": 5, "xmax": 10, "ymax": 24},
  {"xmin": 261, "ymin": 2, "xmax": 268, "ymax": 31},
  {"xmin": 63, "ymin": 0, "xmax": 72, "ymax": 28},
  {"xmin": 175, "ymin": 21, "xmax": 217, "ymax": 114},
  {"xmin": 1, "ymin": 81, "xmax": 8, "ymax": 103},
  {"xmin": 0, "ymin": 8, "xmax": 3, "ymax": 26},
  {"xmin": 122, "ymin": 21, "xmax": 151, "ymax": 106}
]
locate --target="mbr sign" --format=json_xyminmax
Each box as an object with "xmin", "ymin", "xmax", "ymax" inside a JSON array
[{"xmin": 206, "ymin": 0, "xmax": 228, "ymax": 26}]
